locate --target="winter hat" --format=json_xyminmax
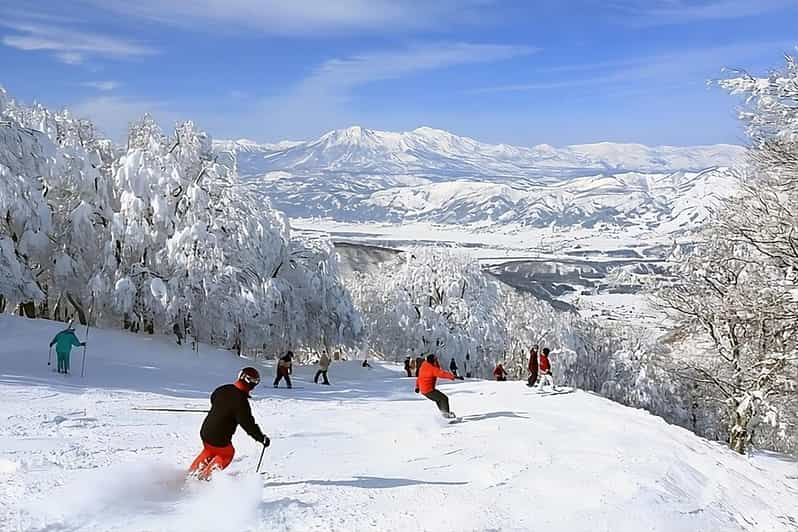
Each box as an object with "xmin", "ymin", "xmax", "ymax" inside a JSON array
[{"xmin": 426, "ymin": 354, "xmax": 437, "ymax": 364}]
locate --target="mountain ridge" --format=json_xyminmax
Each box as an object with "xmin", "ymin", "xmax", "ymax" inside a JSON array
[{"xmin": 214, "ymin": 126, "xmax": 744, "ymax": 233}]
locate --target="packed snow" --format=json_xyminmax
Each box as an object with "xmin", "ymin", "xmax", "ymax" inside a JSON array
[{"xmin": 2, "ymin": 315, "xmax": 796, "ymax": 532}]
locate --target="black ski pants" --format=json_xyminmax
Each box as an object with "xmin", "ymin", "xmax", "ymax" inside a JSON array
[
  {"xmin": 314, "ymin": 369, "xmax": 330, "ymax": 384},
  {"xmin": 274, "ymin": 373, "xmax": 292, "ymax": 388},
  {"xmin": 423, "ymin": 389, "xmax": 450, "ymax": 414}
]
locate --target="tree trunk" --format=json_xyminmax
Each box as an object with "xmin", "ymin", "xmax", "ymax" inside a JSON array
[
  {"xmin": 66, "ymin": 293, "xmax": 87, "ymax": 325},
  {"xmin": 20, "ymin": 301, "xmax": 37, "ymax": 318},
  {"xmin": 729, "ymin": 396, "xmax": 754, "ymax": 454}
]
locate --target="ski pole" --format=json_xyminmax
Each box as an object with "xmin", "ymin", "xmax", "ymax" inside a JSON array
[
  {"xmin": 81, "ymin": 298, "xmax": 93, "ymax": 378},
  {"xmin": 256, "ymin": 442, "xmax": 267, "ymax": 473},
  {"xmin": 47, "ymin": 346, "xmax": 52, "ymax": 366}
]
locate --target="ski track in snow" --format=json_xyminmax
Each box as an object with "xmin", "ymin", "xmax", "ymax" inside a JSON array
[{"xmin": 1, "ymin": 316, "xmax": 797, "ymax": 532}]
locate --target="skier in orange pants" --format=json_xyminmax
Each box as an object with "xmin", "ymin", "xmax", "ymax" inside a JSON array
[{"xmin": 189, "ymin": 367, "xmax": 270, "ymax": 480}]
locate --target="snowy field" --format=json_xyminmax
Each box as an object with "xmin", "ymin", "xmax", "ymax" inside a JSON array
[{"xmin": 2, "ymin": 316, "xmax": 796, "ymax": 532}]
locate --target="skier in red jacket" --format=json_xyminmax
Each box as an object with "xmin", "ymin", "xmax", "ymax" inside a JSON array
[
  {"xmin": 415, "ymin": 354, "xmax": 463, "ymax": 418},
  {"xmin": 539, "ymin": 347, "xmax": 555, "ymax": 389},
  {"xmin": 493, "ymin": 363, "xmax": 508, "ymax": 381},
  {"xmin": 189, "ymin": 367, "xmax": 270, "ymax": 480}
]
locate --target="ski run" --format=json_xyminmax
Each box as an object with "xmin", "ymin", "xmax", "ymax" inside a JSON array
[{"xmin": 1, "ymin": 315, "xmax": 796, "ymax": 532}]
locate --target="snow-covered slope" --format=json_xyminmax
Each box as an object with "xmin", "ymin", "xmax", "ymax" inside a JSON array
[
  {"xmin": 2, "ymin": 316, "xmax": 796, "ymax": 532},
  {"xmin": 218, "ymin": 127, "xmax": 743, "ymax": 232}
]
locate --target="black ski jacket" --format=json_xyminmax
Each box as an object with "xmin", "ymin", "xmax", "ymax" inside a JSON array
[{"xmin": 200, "ymin": 384, "xmax": 265, "ymax": 447}]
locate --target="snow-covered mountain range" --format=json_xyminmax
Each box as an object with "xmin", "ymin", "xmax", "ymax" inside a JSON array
[{"xmin": 215, "ymin": 126, "xmax": 744, "ymax": 232}]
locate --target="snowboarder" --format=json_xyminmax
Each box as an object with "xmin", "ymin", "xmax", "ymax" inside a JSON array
[
  {"xmin": 415, "ymin": 354, "xmax": 463, "ymax": 419},
  {"xmin": 449, "ymin": 357, "xmax": 458, "ymax": 377},
  {"xmin": 274, "ymin": 351, "xmax": 293, "ymax": 388},
  {"xmin": 315, "ymin": 351, "xmax": 331, "ymax": 385},
  {"xmin": 493, "ymin": 363, "xmax": 508, "ymax": 381},
  {"xmin": 539, "ymin": 347, "xmax": 555, "ymax": 389},
  {"xmin": 527, "ymin": 345, "xmax": 539, "ymax": 387},
  {"xmin": 404, "ymin": 357, "xmax": 413, "ymax": 377},
  {"xmin": 49, "ymin": 322, "xmax": 85, "ymax": 374},
  {"xmin": 189, "ymin": 367, "xmax": 270, "ymax": 480}
]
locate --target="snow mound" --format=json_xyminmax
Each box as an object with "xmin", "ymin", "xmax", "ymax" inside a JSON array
[{"xmin": 1, "ymin": 315, "xmax": 796, "ymax": 532}]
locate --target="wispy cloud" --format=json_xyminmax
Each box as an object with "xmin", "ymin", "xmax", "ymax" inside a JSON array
[
  {"xmin": 258, "ymin": 42, "xmax": 535, "ymax": 137},
  {"xmin": 471, "ymin": 40, "xmax": 794, "ymax": 94},
  {"xmin": 606, "ymin": 0, "xmax": 795, "ymax": 25},
  {"xmin": 84, "ymin": 0, "xmax": 490, "ymax": 35},
  {"xmin": 81, "ymin": 81, "xmax": 121, "ymax": 91},
  {"xmin": 0, "ymin": 20, "xmax": 157, "ymax": 64}
]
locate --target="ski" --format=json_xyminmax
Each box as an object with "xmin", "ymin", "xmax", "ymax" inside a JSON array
[{"xmin": 133, "ymin": 407, "xmax": 209, "ymax": 413}]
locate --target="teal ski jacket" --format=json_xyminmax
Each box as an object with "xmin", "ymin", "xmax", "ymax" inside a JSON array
[{"xmin": 50, "ymin": 329, "xmax": 83, "ymax": 354}]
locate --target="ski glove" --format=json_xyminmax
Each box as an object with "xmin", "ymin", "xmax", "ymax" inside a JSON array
[
  {"xmin": 81, "ymin": 342, "xmax": 86, "ymax": 347},
  {"xmin": 263, "ymin": 435, "xmax": 271, "ymax": 447},
  {"xmin": 414, "ymin": 387, "xmax": 419, "ymax": 394},
  {"xmin": 456, "ymin": 376, "xmax": 464, "ymax": 380}
]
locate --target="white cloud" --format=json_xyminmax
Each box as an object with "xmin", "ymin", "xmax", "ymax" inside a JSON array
[
  {"xmin": 0, "ymin": 20, "xmax": 157, "ymax": 64},
  {"xmin": 257, "ymin": 42, "xmax": 535, "ymax": 138},
  {"xmin": 85, "ymin": 0, "xmax": 489, "ymax": 35},
  {"xmin": 472, "ymin": 40, "xmax": 794, "ymax": 94},
  {"xmin": 607, "ymin": 0, "xmax": 795, "ymax": 25},
  {"xmin": 81, "ymin": 81, "xmax": 121, "ymax": 91}
]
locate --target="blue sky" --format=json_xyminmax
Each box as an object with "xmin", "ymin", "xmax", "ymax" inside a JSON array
[{"xmin": 1, "ymin": 0, "xmax": 796, "ymax": 146}]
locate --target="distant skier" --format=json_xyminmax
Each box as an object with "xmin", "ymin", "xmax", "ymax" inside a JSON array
[
  {"xmin": 315, "ymin": 351, "xmax": 331, "ymax": 385},
  {"xmin": 362, "ymin": 358, "xmax": 372, "ymax": 368},
  {"xmin": 404, "ymin": 357, "xmax": 413, "ymax": 377},
  {"xmin": 527, "ymin": 345, "xmax": 539, "ymax": 387},
  {"xmin": 173, "ymin": 321, "xmax": 184, "ymax": 346},
  {"xmin": 449, "ymin": 357, "xmax": 458, "ymax": 377},
  {"xmin": 493, "ymin": 363, "xmax": 508, "ymax": 381},
  {"xmin": 49, "ymin": 321, "xmax": 85, "ymax": 375},
  {"xmin": 189, "ymin": 367, "xmax": 270, "ymax": 480},
  {"xmin": 539, "ymin": 347, "xmax": 555, "ymax": 389},
  {"xmin": 415, "ymin": 354, "xmax": 463, "ymax": 419},
  {"xmin": 464, "ymin": 354, "xmax": 472, "ymax": 378},
  {"xmin": 274, "ymin": 351, "xmax": 293, "ymax": 388}
]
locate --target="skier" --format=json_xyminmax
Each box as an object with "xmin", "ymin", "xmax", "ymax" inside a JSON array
[
  {"xmin": 49, "ymin": 321, "xmax": 85, "ymax": 375},
  {"xmin": 526, "ymin": 345, "xmax": 539, "ymax": 387},
  {"xmin": 362, "ymin": 358, "xmax": 372, "ymax": 368},
  {"xmin": 188, "ymin": 367, "xmax": 270, "ymax": 480},
  {"xmin": 415, "ymin": 354, "xmax": 463, "ymax": 419},
  {"xmin": 173, "ymin": 321, "xmax": 184, "ymax": 346},
  {"xmin": 274, "ymin": 351, "xmax": 293, "ymax": 388},
  {"xmin": 539, "ymin": 347, "xmax": 555, "ymax": 389},
  {"xmin": 314, "ymin": 351, "xmax": 331, "ymax": 385},
  {"xmin": 404, "ymin": 357, "xmax": 413, "ymax": 377},
  {"xmin": 493, "ymin": 362, "xmax": 508, "ymax": 381},
  {"xmin": 464, "ymin": 354, "xmax": 472, "ymax": 378},
  {"xmin": 449, "ymin": 357, "xmax": 458, "ymax": 377}
]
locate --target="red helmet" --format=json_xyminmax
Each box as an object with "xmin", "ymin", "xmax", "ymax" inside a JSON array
[{"xmin": 237, "ymin": 367, "xmax": 261, "ymax": 389}]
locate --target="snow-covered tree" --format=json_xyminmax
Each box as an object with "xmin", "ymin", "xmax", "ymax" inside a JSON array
[
  {"xmin": 652, "ymin": 55, "xmax": 798, "ymax": 454},
  {"xmin": 349, "ymin": 248, "xmax": 505, "ymax": 367},
  {"xmin": 1, "ymin": 87, "xmax": 362, "ymax": 358},
  {"xmin": 0, "ymin": 123, "xmax": 51, "ymax": 312}
]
